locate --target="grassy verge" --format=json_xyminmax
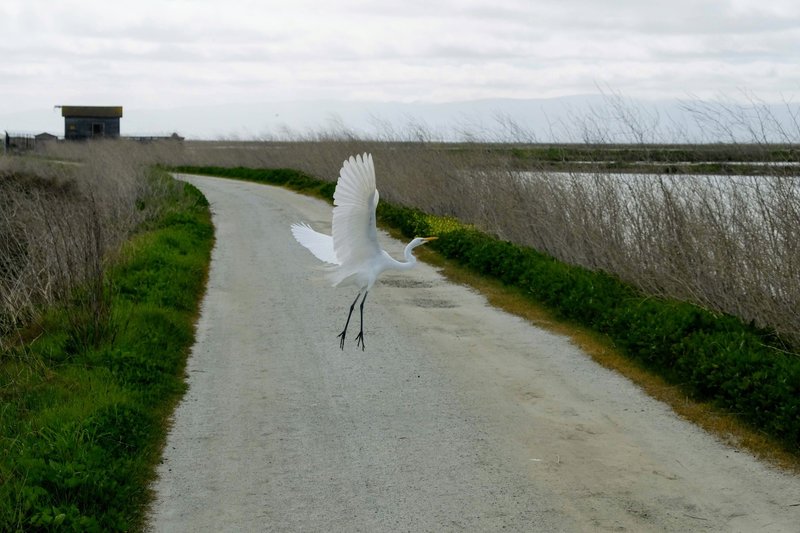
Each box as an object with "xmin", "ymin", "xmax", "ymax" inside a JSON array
[
  {"xmin": 0, "ymin": 181, "xmax": 213, "ymax": 531},
  {"xmin": 174, "ymin": 165, "xmax": 800, "ymax": 464}
]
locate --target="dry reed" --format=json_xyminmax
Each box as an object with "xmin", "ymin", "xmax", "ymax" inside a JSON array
[{"xmin": 0, "ymin": 141, "xmax": 177, "ymax": 352}]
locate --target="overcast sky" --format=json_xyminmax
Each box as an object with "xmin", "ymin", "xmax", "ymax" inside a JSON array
[{"xmin": 2, "ymin": 0, "xmax": 798, "ymax": 136}]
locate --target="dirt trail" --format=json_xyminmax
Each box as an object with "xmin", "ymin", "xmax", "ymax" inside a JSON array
[{"xmin": 148, "ymin": 174, "xmax": 800, "ymax": 532}]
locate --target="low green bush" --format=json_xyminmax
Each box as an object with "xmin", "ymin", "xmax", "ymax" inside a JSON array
[
  {"xmin": 174, "ymin": 165, "xmax": 800, "ymax": 451},
  {"xmin": 0, "ymin": 181, "xmax": 213, "ymax": 531}
]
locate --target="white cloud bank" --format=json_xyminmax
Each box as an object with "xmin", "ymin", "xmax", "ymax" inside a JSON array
[{"xmin": 1, "ymin": 0, "xmax": 798, "ymax": 137}]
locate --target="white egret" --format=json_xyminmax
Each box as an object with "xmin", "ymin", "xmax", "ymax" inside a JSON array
[{"xmin": 291, "ymin": 153, "xmax": 437, "ymax": 350}]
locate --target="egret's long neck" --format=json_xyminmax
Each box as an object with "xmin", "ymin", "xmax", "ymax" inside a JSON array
[{"xmin": 389, "ymin": 241, "xmax": 421, "ymax": 271}]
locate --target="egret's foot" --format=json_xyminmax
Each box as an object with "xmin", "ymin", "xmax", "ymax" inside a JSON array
[
  {"xmin": 355, "ymin": 330, "xmax": 365, "ymax": 351},
  {"xmin": 337, "ymin": 331, "xmax": 346, "ymax": 350}
]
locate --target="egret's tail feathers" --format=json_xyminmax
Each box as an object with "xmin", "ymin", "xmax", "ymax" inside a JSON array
[
  {"xmin": 326, "ymin": 266, "xmax": 358, "ymax": 288},
  {"xmin": 290, "ymin": 223, "xmax": 339, "ymax": 265}
]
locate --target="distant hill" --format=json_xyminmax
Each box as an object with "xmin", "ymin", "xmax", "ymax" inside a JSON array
[{"xmin": 3, "ymin": 95, "xmax": 798, "ymax": 143}]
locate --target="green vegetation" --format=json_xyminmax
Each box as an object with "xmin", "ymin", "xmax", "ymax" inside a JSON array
[
  {"xmin": 506, "ymin": 143, "xmax": 800, "ymax": 163},
  {"xmin": 503, "ymin": 143, "xmax": 800, "ymax": 175},
  {"xmin": 0, "ymin": 181, "xmax": 213, "ymax": 531},
  {"xmin": 175, "ymin": 165, "xmax": 800, "ymax": 454}
]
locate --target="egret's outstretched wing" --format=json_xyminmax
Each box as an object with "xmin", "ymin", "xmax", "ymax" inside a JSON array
[
  {"xmin": 291, "ymin": 223, "xmax": 339, "ymax": 265},
  {"xmin": 331, "ymin": 153, "xmax": 381, "ymax": 269}
]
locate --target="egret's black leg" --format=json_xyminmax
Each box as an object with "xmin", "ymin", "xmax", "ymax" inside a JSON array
[
  {"xmin": 338, "ymin": 292, "xmax": 361, "ymax": 350},
  {"xmin": 355, "ymin": 291, "xmax": 369, "ymax": 351}
]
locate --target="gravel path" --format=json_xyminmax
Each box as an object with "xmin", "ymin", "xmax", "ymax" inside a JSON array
[{"xmin": 147, "ymin": 174, "xmax": 800, "ymax": 532}]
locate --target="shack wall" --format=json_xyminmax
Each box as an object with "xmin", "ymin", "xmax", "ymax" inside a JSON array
[{"xmin": 64, "ymin": 117, "xmax": 120, "ymax": 140}]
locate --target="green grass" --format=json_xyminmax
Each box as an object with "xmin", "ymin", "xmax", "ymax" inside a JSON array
[
  {"xmin": 506, "ymin": 143, "xmax": 799, "ymax": 164},
  {"xmin": 0, "ymin": 181, "xmax": 213, "ymax": 531},
  {"xmin": 502, "ymin": 144, "xmax": 800, "ymax": 175}
]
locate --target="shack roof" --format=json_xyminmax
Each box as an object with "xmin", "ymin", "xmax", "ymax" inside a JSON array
[{"xmin": 60, "ymin": 106, "xmax": 123, "ymax": 118}]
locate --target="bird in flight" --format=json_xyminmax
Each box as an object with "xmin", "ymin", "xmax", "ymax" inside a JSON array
[{"xmin": 291, "ymin": 153, "xmax": 437, "ymax": 350}]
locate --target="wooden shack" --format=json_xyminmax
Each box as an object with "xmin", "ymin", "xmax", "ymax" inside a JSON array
[{"xmin": 60, "ymin": 106, "xmax": 122, "ymax": 140}]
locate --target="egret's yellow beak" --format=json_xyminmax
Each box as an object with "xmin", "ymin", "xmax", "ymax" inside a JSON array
[{"xmin": 423, "ymin": 236, "xmax": 438, "ymax": 242}]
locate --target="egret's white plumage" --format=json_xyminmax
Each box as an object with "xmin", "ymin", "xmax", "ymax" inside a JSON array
[
  {"xmin": 290, "ymin": 222, "xmax": 337, "ymax": 265},
  {"xmin": 291, "ymin": 153, "xmax": 436, "ymax": 350}
]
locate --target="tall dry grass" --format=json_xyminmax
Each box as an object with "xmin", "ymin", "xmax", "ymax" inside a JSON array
[
  {"xmin": 478, "ymin": 169, "xmax": 799, "ymax": 346},
  {"xmin": 0, "ymin": 141, "xmax": 179, "ymax": 352}
]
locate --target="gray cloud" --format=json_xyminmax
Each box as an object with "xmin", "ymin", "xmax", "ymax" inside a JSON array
[{"xmin": 1, "ymin": 0, "xmax": 798, "ymax": 121}]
